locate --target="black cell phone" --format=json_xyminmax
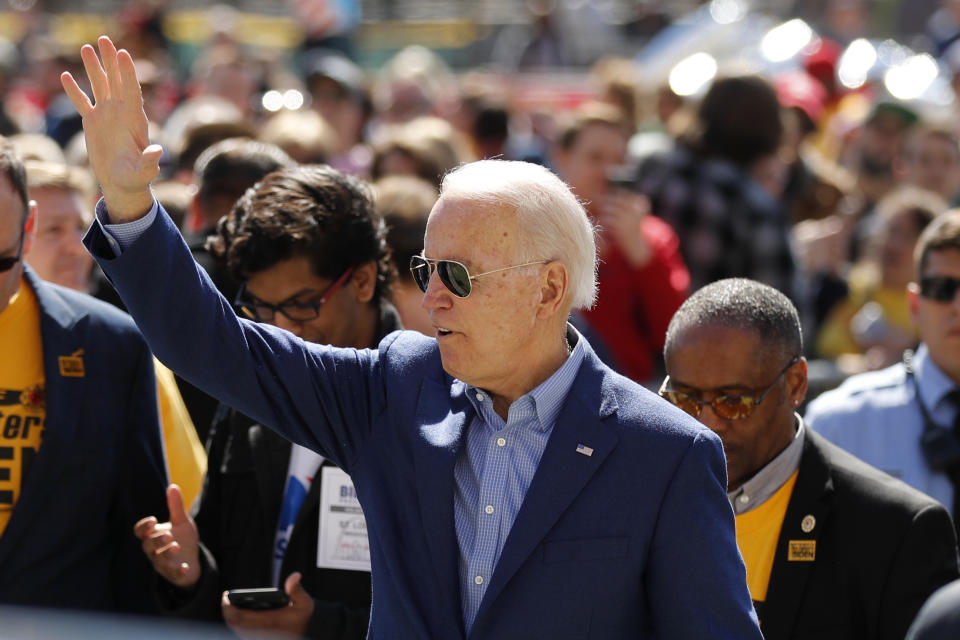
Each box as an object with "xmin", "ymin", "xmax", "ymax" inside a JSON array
[
  {"xmin": 606, "ymin": 163, "xmax": 638, "ymax": 191},
  {"xmin": 226, "ymin": 587, "xmax": 290, "ymax": 610}
]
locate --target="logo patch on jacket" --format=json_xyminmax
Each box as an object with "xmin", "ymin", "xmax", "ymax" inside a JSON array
[{"xmin": 58, "ymin": 349, "xmax": 85, "ymax": 377}]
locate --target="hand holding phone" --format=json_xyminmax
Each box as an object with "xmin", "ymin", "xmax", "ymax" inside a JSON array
[
  {"xmin": 226, "ymin": 587, "xmax": 291, "ymax": 610},
  {"xmin": 222, "ymin": 573, "xmax": 314, "ymax": 638},
  {"xmin": 606, "ymin": 163, "xmax": 638, "ymax": 192}
]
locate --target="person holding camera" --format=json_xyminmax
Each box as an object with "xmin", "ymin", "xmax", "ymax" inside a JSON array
[
  {"xmin": 807, "ymin": 210, "xmax": 960, "ymax": 527},
  {"xmin": 552, "ymin": 102, "xmax": 689, "ymax": 385}
]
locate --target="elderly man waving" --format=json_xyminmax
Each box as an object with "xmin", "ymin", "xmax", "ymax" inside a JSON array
[{"xmin": 63, "ymin": 36, "xmax": 761, "ymax": 639}]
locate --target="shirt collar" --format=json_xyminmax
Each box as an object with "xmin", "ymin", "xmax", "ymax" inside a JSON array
[
  {"xmin": 914, "ymin": 343, "xmax": 958, "ymax": 413},
  {"xmin": 728, "ymin": 414, "xmax": 806, "ymax": 515},
  {"xmin": 465, "ymin": 324, "xmax": 585, "ymax": 432}
]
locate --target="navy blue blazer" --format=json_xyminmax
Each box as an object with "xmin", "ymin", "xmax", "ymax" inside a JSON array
[
  {"xmin": 0, "ymin": 267, "xmax": 169, "ymax": 613},
  {"xmin": 87, "ymin": 208, "xmax": 762, "ymax": 639}
]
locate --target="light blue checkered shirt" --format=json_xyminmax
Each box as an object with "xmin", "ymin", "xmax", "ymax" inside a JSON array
[
  {"xmin": 454, "ymin": 330, "xmax": 585, "ymax": 633},
  {"xmin": 94, "ymin": 198, "xmax": 159, "ymax": 254}
]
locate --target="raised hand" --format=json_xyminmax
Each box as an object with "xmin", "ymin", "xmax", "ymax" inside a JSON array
[
  {"xmin": 133, "ymin": 484, "xmax": 202, "ymax": 589},
  {"xmin": 60, "ymin": 35, "xmax": 162, "ymax": 222},
  {"xmin": 222, "ymin": 572, "xmax": 316, "ymax": 639}
]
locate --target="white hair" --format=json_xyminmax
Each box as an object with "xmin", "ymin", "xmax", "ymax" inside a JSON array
[{"xmin": 438, "ymin": 159, "xmax": 597, "ymax": 309}]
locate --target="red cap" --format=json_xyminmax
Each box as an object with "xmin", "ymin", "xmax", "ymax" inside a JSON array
[
  {"xmin": 803, "ymin": 37, "xmax": 844, "ymax": 97},
  {"xmin": 775, "ymin": 70, "xmax": 828, "ymax": 125}
]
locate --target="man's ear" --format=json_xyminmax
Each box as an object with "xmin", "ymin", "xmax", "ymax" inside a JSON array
[
  {"xmin": 536, "ymin": 261, "xmax": 569, "ymax": 320},
  {"xmin": 21, "ymin": 201, "xmax": 38, "ymax": 256},
  {"xmin": 350, "ymin": 261, "xmax": 378, "ymax": 304},
  {"xmin": 786, "ymin": 357, "xmax": 809, "ymax": 408},
  {"xmin": 907, "ymin": 281, "xmax": 921, "ymax": 326}
]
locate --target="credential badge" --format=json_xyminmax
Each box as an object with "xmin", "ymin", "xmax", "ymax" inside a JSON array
[{"xmin": 788, "ymin": 540, "xmax": 816, "ymax": 562}]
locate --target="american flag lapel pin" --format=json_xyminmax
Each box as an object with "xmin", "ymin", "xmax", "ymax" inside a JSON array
[{"xmin": 576, "ymin": 443, "xmax": 594, "ymax": 457}]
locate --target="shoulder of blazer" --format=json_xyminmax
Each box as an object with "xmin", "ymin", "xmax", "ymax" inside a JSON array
[
  {"xmin": 25, "ymin": 265, "xmax": 143, "ymax": 343},
  {"xmin": 568, "ymin": 334, "xmax": 717, "ymax": 453},
  {"xmin": 602, "ymin": 362, "xmax": 716, "ymax": 446},
  {"xmin": 806, "ymin": 429, "xmax": 948, "ymax": 514},
  {"xmin": 795, "ymin": 431, "xmax": 835, "ymax": 494},
  {"xmin": 377, "ymin": 329, "xmax": 446, "ymax": 380}
]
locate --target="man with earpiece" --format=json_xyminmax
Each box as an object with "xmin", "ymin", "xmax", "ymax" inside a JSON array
[{"xmin": 807, "ymin": 210, "xmax": 960, "ymax": 527}]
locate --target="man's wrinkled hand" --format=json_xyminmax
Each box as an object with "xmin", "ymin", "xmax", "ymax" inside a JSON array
[
  {"xmin": 222, "ymin": 572, "xmax": 315, "ymax": 639},
  {"xmin": 133, "ymin": 484, "xmax": 202, "ymax": 589},
  {"xmin": 60, "ymin": 35, "xmax": 161, "ymax": 222}
]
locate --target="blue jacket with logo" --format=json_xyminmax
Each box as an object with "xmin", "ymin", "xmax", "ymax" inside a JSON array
[{"xmin": 0, "ymin": 266, "xmax": 168, "ymax": 613}]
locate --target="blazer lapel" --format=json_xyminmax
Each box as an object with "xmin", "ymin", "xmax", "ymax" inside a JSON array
[
  {"xmin": 412, "ymin": 376, "xmax": 471, "ymax": 637},
  {"xmin": 474, "ymin": 351, "xmax": 619, "ymax": 626},
  {"xmin": 760, "ymin": 431, "xmax": 834, "ymax": 638},
  {"xmin": 0, "ymin": 271, "xmax": 86, "ymax": 564}
]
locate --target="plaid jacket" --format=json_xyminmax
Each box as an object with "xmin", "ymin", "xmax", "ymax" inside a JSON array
[{"xmin": 637, "ymin": 145, "xmax": 798, "ymax": 301}]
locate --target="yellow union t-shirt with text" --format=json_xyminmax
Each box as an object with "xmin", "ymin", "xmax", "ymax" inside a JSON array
[{"xmin": 0, "ymin": 278, "xmax": 45, "ymax": 536}]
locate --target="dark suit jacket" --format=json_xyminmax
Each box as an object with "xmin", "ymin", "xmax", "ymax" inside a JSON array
[
  {"xmin": 760, "ymin": 430, "xmax": 960, "ymax": 640},
  {"xmin": 0, "ymin": 267, "xmax": 168, "ymax": 613},
  {"xmin": 165, "ymin": 305, "xmax": 402, "ymax": 638},
  {"xmin": 87, "ymin": 206, "xmax": 763, "ymax": 639}
]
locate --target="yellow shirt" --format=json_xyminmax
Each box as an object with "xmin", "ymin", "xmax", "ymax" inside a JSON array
[
  {"xmin": 0, "ymin": 278, "xmax": 206, "ymax": 527},
  {"xmin": 0, "ymin": 279, "xmax": 45, "ymax": 536},
  {"xmin": 735, "ymin": 470, "xmax": 799, "ymax": 602},
  {"xmin": 154, "ymin": 359, "xmax": 206, "ymax": 509}
]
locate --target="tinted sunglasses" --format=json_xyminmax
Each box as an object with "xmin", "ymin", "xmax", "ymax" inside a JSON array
[
  {"xmin": 0, "ymin": 229, "xmax": 24, "ymax": 273},
  {"xmin": 409, "ymin": 254, "xmax": 546, "ymax": 298},
  {"xmin": 234, "ymin": 265, "xmax": 355, "ymax": 323},
  {"xmin": 659, "ymin": 357, "xmax": 800, "ymax": 420},
  {"xmin": 919, "ymin": 276, "xmax": 960, "ymax": 303}
]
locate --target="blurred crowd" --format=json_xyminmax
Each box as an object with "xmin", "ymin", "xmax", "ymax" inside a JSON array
[
  {"xmin": 9, "ymin": 0, "xmax": 960, "ymax": 391},
  {"xmin": 9, "ymin": 0, "xmax": 960, "ymax": 635}
]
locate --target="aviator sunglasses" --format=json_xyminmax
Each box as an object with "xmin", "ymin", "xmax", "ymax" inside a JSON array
[
  {"xmin": 919, "ymin": 276, "xmax": 960, "ymax": 303},
  {"xmin": 658, "ymin": 357, "xmax": 800, "ymax": 420},
  {"xmin": 409, "ymin": 254, "xmax": 546, "ymax": 298}
]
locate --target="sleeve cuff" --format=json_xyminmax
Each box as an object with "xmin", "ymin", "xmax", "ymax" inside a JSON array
[{"xmin": 95, "ymin": 197, "xmax": 160, "ymax": 256}]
